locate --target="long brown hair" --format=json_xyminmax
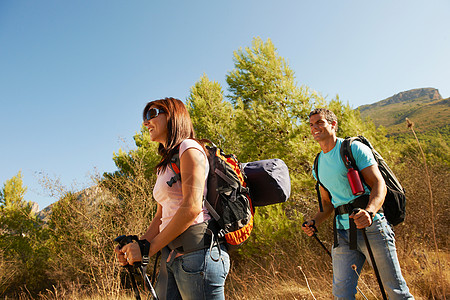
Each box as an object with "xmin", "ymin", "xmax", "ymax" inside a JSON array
[{"xmin": 143, "ymin": 97, "xmax": 196, "ymax": 170}]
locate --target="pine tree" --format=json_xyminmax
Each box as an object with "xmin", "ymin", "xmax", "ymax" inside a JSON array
[
  {"xmin": 0, "ymin": 172, "xmax": 50, "ymax": 295},
  {"xmin": 225, "ymin": 37, "xmax": 323, "ymax": 191},
  {"xmin": 186, "ymin": 74, "xmax": 238, "ymax": 152}
]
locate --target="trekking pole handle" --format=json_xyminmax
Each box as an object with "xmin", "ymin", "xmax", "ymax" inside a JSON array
[
  {"xmin": 351, "ymin": 207, "xmax": 373, "ymax": 218},
  {"xmin": 302, "ymin": 220, "xmax": 318, "ymax": 233},
  {"xmin": 115, "ymin": 235, "xmax": 142, "ymax": 267},
  {"xmin": 115, "ymin": 235, "xmax": 142, "ymax": 300},
  {"xmin": 351, "ymin": 208, "xmax": 361, "ymax": 214},
  {"xmin": 115, "ymin": 234, "xmax": 139, "ymax": 248}
]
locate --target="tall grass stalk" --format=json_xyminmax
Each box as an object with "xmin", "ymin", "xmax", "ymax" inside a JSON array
[
  {"xmin": 297, "ymin": 266, "xmax": 317, "ymax": 300},
  {"xmin": 406, "ymin": 118, "xmax": 445, "ymax": 299}
]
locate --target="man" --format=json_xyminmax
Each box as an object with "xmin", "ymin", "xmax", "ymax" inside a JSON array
[{"xmin": 302, "ymin": 108, "xmax": 413, "ymax": 299}]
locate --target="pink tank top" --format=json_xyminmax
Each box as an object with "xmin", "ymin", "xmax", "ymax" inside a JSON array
[{"xmin": 153, "ymin": 139, "xmax": 211, "ymax": 231}]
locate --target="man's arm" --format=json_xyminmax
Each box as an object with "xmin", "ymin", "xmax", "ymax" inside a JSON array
[
  {"xmin": 302, "ymin": 185, "xmax": 334, "ymax": 236},
  {"xmin": 350, "ymin": 164, "xmax": 387, "ymax": 228}
]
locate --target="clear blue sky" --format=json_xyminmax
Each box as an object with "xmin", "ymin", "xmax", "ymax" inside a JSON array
[{"xmin": 1, "ymin": 0, "xmax": 449, "ymax": 210}]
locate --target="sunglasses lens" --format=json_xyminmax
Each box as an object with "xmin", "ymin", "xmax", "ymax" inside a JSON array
[
  {"xmin": 146, "ymin": 108, "xmax": 164, "ymax": 120},
  {"xmin": 146, "ymin": 108, "xmax": 156, "ymax": 120}
]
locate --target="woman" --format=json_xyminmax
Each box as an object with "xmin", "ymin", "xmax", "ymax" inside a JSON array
[{"xmin": 115, "ymin": 97, "xmax": 230, "ymax": 300}]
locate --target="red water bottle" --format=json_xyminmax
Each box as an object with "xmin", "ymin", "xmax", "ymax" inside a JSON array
[{"xmin": 347, "ymin": 168, "xmax": 365, "ymax": 195}]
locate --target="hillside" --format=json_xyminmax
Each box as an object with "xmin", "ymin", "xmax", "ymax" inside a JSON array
[
  {"xmin": 358, "ymin": 88, "xmax": 449, "ymax": 135},
  {"xmin": 36, "ymin": 186, "xmax": 113, "ymax": 222}
]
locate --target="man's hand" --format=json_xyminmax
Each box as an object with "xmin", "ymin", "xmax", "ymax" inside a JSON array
[
  {"xmin": 301, "ymin": 220, "xmax": 317, "ymax": 237},
  {"xmin": 350, "ymin": 209, "xmax": 373, "ymax": 229}
]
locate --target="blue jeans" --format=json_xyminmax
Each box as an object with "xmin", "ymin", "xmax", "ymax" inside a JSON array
[
  {"xmin": 332, "ymin": 216, "xmax": 413, "ymax": 299},
  {"xmin": 155, "ymin": 244, "xmax": 230, "ymax": 300}
]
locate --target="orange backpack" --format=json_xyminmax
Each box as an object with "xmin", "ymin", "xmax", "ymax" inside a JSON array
[{"xmin": 167, "ymin": 140, "xmax": 254, "ymax": 249}]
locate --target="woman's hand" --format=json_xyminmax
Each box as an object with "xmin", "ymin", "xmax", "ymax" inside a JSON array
[
  {"xmin": 114, "ymin": 245, "xmax": 127, "ymax": 266},
  {"xmin": 114, "ymin": 242, "xmax": 142, "ymax": 266}
]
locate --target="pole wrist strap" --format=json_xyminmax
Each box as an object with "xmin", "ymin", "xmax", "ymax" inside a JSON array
[{"xmin": 139, "ymin": 239, "xmax": 151, "ymax": 266}]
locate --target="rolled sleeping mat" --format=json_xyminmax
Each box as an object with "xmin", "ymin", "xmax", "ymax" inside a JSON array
[{"xmin": 242, "ymin": 159, "xmax": 291, "ymax": 207}]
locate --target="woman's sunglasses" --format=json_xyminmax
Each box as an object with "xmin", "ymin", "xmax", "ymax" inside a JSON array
[{"xmin": 145, "ymin": 108, "xmax": 166, "ymax": 121}]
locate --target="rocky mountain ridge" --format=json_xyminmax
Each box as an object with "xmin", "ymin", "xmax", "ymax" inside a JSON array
[
  {"xmin": 36, "ymin": 186, "xmax": 113, "ymax": 222},
  {"xmin": 358, "ymin": 87, "xmax": 449, "ymax": 135},
  {"xmin": 359, "ymin": 88, "xmax": 442, "ymax": 112}
]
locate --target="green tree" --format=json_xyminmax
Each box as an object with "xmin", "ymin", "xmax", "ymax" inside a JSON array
[
  {"xmin": 0, "ymin": 171, "xmax": 29, "ymax": 235},
  {"xmin": 222, "ymin": 38, "xmax": 392, "ymax": 257},
  {"xmin": 0, "ymin": 172, "xmax": 50, "ymax": 296},
  {"xmin": 187, "ymin": 74, "xmax": 237, "ymax": 152},
  {"xmin": 226, "ymin": 37, "xmax": 316, "ymax": 165},
  {"xmin": 224, "ymin": 38, "xmax": 319, "ymax": 255}
]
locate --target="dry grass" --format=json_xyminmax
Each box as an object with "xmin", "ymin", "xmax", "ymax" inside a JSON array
[
  {"xmin": 398, "ymin": 248, "xmax": 450, "ymax": 299},
  {"xmin": 3, "ymin": 132, "xmax": 449, "ymax": 300},
  {"xmin": 6, "ymin": 221, "xmax": 449, "ymax": 300}
]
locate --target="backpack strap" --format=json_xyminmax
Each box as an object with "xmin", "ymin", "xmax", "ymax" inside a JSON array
[
  {"xmin": 165, "ymin": 144, "xmax": 222, "ymax": 221},
  {"xmin": 341, "ymin": 137, "xmax": 374, "ymax": 190},
  {"xmin": 166, "ymin": 151, "xmax": 181, "ymax": 187},
  {"xmin": 162, "ymin": 147, "xmax": 224, "ymax": 277},
  {"xmin": 314, "ymin": 152, "xmax": 332, "ymax": 212},
  {"xmin": 164, "ymin": 144, "xmax": 224, "ymax": 243},
  {"xmin": 340, "ymin": 137, "xmax": 358, "ymax": 170},
  {"xmin": 337, "ymin": 137, "xmax": 384, "ymax": 249},
  {"xmin": 313, "ymin": 153, "xmax": 324, "ymax": 212},
  {"xmin": 336, "ymin": 137, "xmax": 359, "ymax": 249},
  {"xmin": 334, "ymin": 194, "xmax": 370, "ymax": 249}
]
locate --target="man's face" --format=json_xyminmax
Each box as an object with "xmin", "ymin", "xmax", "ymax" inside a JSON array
[{"xmin": 309, "ymin": 113, "xmax": 337, "ymax": 141}]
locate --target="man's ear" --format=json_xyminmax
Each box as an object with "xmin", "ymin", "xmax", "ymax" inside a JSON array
[{"xmin": 331, "ymin": 120, "xmax": 338, "ymax": 130}]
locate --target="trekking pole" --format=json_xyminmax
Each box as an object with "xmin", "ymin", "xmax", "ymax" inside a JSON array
[
  {"xmin": 136, "ymin": 262, "xmax": 158, "ymax": 300},
  {"xmin": 115, "ymin": 235, "xmax": 159, "ymax": 300},
  {"xmin": 302, "ymin": 222, "xmax": 368, "ymax": 300},
  {"xmin": 302, "ymin": 222, "xmax": 332, "ymax": 259},
  {"xmin": 352, "ymin": 209, "xmax": 388, "ymax": 300},
  {"xmin": 312, "ymin": 232, "xmax": 331, "ymax": 257},
  {"xmin": 115, "ymin": 235, "xmax": 142, "ymax": 300}
]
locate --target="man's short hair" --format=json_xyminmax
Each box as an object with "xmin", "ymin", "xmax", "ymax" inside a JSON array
[{"xmin": 309, "ymin": 108, "xmax": 338, "ymax": 131}]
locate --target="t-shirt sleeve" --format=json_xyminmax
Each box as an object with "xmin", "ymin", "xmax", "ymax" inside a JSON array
[
  {"xmin": 351, "ymin": 141, "xmax": 377, "ymax": 171},
  {"xmin": 178, "ymin": 139, "xmax": 209, "ymax": 182},
  {"xmin": 179, "ymin": 139, "xmax": 207, "ymax": 161}
]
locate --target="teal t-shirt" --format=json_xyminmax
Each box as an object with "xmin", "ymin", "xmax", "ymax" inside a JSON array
[{"xmin": 313, "ymin": 138, "xmax": 379, "ymax": 229}]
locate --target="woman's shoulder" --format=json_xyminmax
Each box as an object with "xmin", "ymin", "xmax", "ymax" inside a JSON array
[{"xmin": 179, "ymin": 139, "xmax": 205, "ymax": 156}]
